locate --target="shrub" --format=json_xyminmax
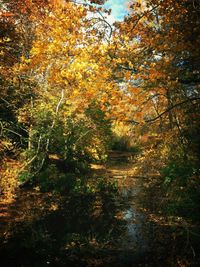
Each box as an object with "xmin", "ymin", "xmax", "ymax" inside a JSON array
[
  {"xmin": 36, "ymin": 164, "xmax": 76, "ymax": 193},
  {"xmin": 160, "ymin": 160, "xmax": 200, "ymax": 221},
  {"xmin": 111, "ymin": 136, "xmax": 141, "ymax": 153},
  {"xmin": 22, "ymin": 102, "xmax": 112, "ymax": 186},
  {"xmin": 161, "ymin": 161, "xmax": 198, "ymax": 186}
]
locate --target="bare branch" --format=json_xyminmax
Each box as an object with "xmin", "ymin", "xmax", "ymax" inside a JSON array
[
  {"xmin": 125, "ymin": 97, "xmax": 200, "ymax": 124},
  {"xmin": 145, "ymin": 97, "xmax": 200, "ymax": 123}
]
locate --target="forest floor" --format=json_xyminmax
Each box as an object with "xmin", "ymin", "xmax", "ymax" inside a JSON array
[{"xmin": 0, "ymin": 151, "xmax": 199, "ymax": 266}]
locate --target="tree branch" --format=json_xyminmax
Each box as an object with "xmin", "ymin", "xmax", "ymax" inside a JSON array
[
  {"xmin": 129, "ymin": 4, "xmax": 160, "ymax": 32},
  {"xmin": 145, "ymin": 97, "xmax": 200, "ymax": 123},
  {"xmin": 125, "ymin": 97, "xmax": 200, "ymax": 124}
]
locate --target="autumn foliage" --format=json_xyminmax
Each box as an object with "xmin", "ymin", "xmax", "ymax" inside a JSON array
[
  {"xmin": 0, "ymin": 0, "xmax": 199, "ymax": 199},
  {"xmin": 0, "ymin": 1, "xmax": 200, "ymax": 267}
]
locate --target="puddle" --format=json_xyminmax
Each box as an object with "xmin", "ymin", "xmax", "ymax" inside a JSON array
[
  {"xmin": 120, "ymin": 185, "xmax": 149, "ymax": 253},
  {"xmin": 1, "ymin": 153, "xmax": 151, "ymax": 266}
]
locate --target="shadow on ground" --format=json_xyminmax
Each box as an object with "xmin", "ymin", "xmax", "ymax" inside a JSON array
[
  {"xmin": 0, "ymin": 179, "xmax": 150, "ymax": 267},
  {"xmin": 1, "ymin": 151, "xmax": 199, "ymax": 266}
]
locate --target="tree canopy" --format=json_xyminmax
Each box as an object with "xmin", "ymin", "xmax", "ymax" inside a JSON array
[{"xmin": 0, "ymin": 0, "xmax": 199, "ymax": 208}]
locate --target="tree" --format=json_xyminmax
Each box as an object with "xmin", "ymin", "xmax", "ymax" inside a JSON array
[
  {"xmin": 113, "ymin": 0, "xmax": 200, "ymax": 161},
  {"xmin": 0, "ymin": 0, "xmax": 52, "ymax": 196},
  {"xmin": 14, "ymin": 0, "xmax": 124, "ymax": 178}
]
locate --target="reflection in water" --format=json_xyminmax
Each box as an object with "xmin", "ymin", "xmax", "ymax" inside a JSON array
[
  {"xmin": 121, "ymin": 184, "xmax": 149, "ymax": 253},
  {"xmin": 0, "ymin": 177, "xmax": 150, "ymax": 266},
  {"xmin": 123, "ymin": 207, "xmax": 148, "ymax": 251}
]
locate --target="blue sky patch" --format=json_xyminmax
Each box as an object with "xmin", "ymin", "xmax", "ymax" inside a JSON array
[{"xmin": 104, "ymin": 0, "xmax": 129, "ymax": 21}]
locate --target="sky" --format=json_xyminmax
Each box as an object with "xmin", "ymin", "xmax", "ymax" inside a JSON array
[{"xmin": 104, "ymin": 0, "xmax": 129, "ymax": 22}]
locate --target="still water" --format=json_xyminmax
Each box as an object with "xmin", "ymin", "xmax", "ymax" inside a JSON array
[{"xmin": 0, "ymin": 154, "xmax": 151, "ymax": 267}]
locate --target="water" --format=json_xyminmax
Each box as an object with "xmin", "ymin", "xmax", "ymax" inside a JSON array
[
  {"xmin": 0, "ymin": 154, "xmax": 151, "ymax": 266},
  {"xmin": 120, "ymin": 185, "xmax": 149, "ymax": 253}
]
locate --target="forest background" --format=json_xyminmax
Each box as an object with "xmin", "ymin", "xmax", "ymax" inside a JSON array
[{"xmin": 0, "ymin": 0, "xmax": 200, "ymax": 265}]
